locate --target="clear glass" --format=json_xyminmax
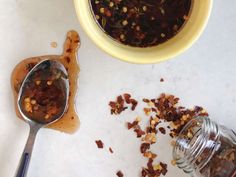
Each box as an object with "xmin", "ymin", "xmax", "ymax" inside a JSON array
[{"xmin": 173, "ymin": 117, "xmax": 236, "ymax": 177}]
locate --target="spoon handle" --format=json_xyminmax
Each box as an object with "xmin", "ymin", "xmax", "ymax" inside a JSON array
[{"xmin": 15, "ymin": 125, "xmax": 39, "ymax": 177}]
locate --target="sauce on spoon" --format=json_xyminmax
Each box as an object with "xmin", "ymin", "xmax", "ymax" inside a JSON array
[
  {"xmin": 11, "ymin": 30, "xmax": 80, "ymax": 134},
  {"xmin": 19, "ymin": 60, "xmax": 69, "ymax": 124}
]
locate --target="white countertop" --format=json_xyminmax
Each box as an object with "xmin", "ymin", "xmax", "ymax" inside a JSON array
[{"xmin": 0, "ymin": 0, "xmax": 236, "ymax": 177}]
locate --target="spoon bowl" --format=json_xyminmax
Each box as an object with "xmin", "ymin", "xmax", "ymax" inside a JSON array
[{"xmin": 15, "ymin": 59, "xmax": 69, "ymax": 177}]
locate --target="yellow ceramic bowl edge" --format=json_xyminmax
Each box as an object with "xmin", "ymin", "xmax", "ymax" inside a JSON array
[{"xmin": 74, "ymin": 0, "xmax": 213, "ymax": 64}]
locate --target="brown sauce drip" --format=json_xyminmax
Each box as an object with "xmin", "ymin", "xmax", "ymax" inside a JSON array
[{"xmin": 11, "ymin": 30, "xmax": 80, "ymax": 134}]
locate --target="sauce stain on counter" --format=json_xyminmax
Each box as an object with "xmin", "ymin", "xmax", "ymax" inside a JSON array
[{"xmin": 11, "ymin": 30, "xmax": 80, "ymax": 134}]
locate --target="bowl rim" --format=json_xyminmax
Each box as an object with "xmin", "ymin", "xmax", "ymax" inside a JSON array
[{"xmin": 74, "ymin": 0, "xmax": 213, "ymax": 64}]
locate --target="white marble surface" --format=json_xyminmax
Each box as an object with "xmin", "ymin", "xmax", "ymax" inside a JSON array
[{"xmin": 0, "ymin": 0, "xmax": 236, "ymax": 177}]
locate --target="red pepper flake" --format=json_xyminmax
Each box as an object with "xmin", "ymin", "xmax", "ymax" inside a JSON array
[
  {"xmin": 143, "ymin": 151, "xmax": 157, "ymax": 159},
  {"xmin": 95, "ymin": 140, "xmax": 104, "ymax": 149},
  {"xmin": 109, "ymin": 147, "xmax": 114, "ymax": 154},
  {"xmin": 127, "ymin": 120, "xmax": 139, "ymax": 130},
  {"xmin": 116, "ymin": 170, "xmax": 124, "ymax": 177},
  {"xmin": 160, "ymin": 162, "xmax": 168, "ymax": 175},
  {"xmin": 158, "ymin": 127, "xmax": 166, "ymax": 134},
  {"xmin": 151, "ymin": 108, "xmax": 157, "ymax": 112},
  {"xmin": 134, "ymin": 127, "xmax": 146, "ymax": 138},
  {"xmin": 104, "ymin": 8, "xmax": 112, "ymax": 17},
  {"xmin": 140, "ymin": 143, "xmax": 151, "ymax": 154},
  {"xmin": 123, "ymin": 93, "xmax": 131, "ymax": 104},
  {"xmin": 141, "ymin": 168, "xmax": 148, "ymax": 177},
  {"xmin": 144, "ymin": 108, "xmax": 151, "ymax": 115},
  {"xmin": 143, "ymin": 98, "xmax": 150, "ymax": 103},
  {"xmin": 146, "ymin": 126, "xmax": 158, "ymax": 134},
  {"xmin": 130, "ymin": 99, "xmax": 138, "ymax": 110},
  {"xmin": 117, "ymin": 95, "xmax": 123, "ymax": 103},
  {"xmin": 127, "ymin": 120, "xmax": 145, "ymax": 138}
]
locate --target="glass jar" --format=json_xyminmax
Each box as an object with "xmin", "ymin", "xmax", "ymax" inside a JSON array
[{"xmin": 173, "ymin": 117, "xmax": 236, "ymax": 177}]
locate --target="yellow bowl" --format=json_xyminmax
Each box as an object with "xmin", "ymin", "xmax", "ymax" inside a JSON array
[{"xmin": 74, "ymin": 0, "xmax": 213, "ymax": 64}]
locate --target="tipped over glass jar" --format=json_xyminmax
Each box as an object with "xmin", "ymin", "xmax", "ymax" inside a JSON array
[{"xmin": 173, "ymin": 117, "xmax": 236, "ymax": 177}]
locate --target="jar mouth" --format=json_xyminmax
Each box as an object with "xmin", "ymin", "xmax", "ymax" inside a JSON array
[{"xmin": 173, "ymin": 117, "xmax": 220, "ymax": 174}]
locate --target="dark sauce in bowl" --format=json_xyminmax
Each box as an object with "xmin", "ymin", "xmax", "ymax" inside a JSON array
[{"xmin": 90, "ymin": 0, "xmax": 192, "ymax": 48}]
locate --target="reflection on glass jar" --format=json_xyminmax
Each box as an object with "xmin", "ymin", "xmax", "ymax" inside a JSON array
[{"xmin": 173, "ymin": 117, "xmax": 236, "ymax": 177}]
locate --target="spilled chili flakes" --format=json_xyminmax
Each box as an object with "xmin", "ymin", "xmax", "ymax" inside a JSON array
[
  {"xmin": 110, "ymin": 93, "xmax": 208, "ymax": 177},
  {"xmin": 141, "ymin": 159, "xmax": 168, "ymax": 177},
  {"xmin": 109, "ymin": 93, "xmax": 138, "ymax": 114},
  {"xmin": 109, "ymin": 95, "xmax": 126, "ymax": 115},
  {"xmin": 127, "ymin": 120, "xmax": 145, "ymax": 138}
]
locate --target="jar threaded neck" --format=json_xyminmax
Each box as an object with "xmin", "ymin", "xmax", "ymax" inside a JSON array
[{"xmin": 173, "ymin": 117, "xmax": 220, "ymax": 176}]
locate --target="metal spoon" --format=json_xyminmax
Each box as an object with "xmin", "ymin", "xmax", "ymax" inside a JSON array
[{"xmin": 15, "ymin": 59, "xmax": 69, "ymax": 177}]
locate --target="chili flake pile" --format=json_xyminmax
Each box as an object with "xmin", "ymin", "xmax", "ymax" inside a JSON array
[
  {"xmin": 90, "ymin": 0, "xmax": 192, "ymax": 47},
  {"xmin": 109, "ymin": 93, "xmax": 208, "ymax": 177},
  {"xmin": 109, "ymin": 93, "xmax": 138, "ymax": 115}
]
